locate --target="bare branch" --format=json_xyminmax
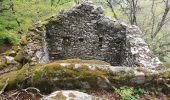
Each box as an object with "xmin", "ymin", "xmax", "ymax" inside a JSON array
[
  {"xmin": 0, "ymin": 78, "xmax": 9, "ymax": 94},
  {"xmin": 106, "ymin": 0, "xmax": 118, "ymax": 19},
  {"xmin": 151, "ymin": 0, "xmax": 170, "ymax": 39}
]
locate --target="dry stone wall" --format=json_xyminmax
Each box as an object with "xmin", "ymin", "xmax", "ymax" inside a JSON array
[
  {"xmin": 22, "ymin": 1, "xmax": 161, "ymax": 68},
  {"xmin": 45, "ymin": 3, "xmax": 132, "ymax": 66},
  {"xmin": 126, "ymin": 26, "xmax": 162, "ymax": 68}
]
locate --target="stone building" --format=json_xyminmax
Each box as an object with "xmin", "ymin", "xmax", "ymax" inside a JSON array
[
  {"xmin": 23, "ymin": 1, "xmax": 161, "ymax": 68},
  {"xmin": 45, "ymin": 3, "xmax": 132, "ymax": 66}
]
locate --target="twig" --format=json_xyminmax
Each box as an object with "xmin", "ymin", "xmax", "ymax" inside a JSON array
[
  {"xmin": 0, "ymin": 78, "xmax": 9, "ymax": 94},
  {"xmin": 23, "ymin": 87, "xmax": 44, "ymax": 97},
  {"xmin": 9, "ymin": 87, "xmax": 44, "ymax": 100}
]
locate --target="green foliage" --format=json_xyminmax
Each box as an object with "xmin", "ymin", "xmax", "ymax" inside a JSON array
[
  {"xmin": 114, "ymin": 86, "xmax": 149, "ymax": 99},
  {"xmin": 0, "ymin": 0, "xmax": 75, "ymax": 48},
  {"xmin": 78, "ymin": 88, "xmax": 87, "ymax": 93},
  {"xmin": 163, "ymin": 57, "xmax": 170, "ymax": 68},
  {"xmin": 134, "ymin": 87, "xmax": 149, "ymax": 95},
  {"xmin": 0, "ymin": 31, "xmax": 19, "ymax": 46},
  {"xmin": 113, "ymin": 86, "xmax": 137, "ymax": 100}
]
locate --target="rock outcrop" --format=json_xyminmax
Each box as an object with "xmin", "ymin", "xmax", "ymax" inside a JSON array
[{"xmin": 0, "ymin": 59, "xmax": 169, "ymax": 94}]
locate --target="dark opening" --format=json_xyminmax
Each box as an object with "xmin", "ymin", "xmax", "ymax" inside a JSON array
[
  {"xmin": 99, "ymin": 37, "xmax": 103, "ymax": 42},
  {"xmin": 62, "ymin": 37, "xmax": 71, "ymax": 46},
  {"xmin": 79, "ymin": 37, "xmax": 84, "ymax": 42},
  {"xmin": 98, "ymin": 44, "xmax": 102, "ymax": 48},
  {"xmin": 115, "ymin": 39, "xmax": 122, "ymax": 45},
  {"xmin": 99, "ymin": 37, "xmax": 103, "ymax": 48}
]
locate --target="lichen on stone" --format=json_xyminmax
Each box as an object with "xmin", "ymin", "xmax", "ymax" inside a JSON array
[
  {"xmin": 52, "ymin": 92, "xmax": 66, "ymax": 100},
  {"xmin": 69, "ymin": 92, "xmax": 76, "ymax": 98}
]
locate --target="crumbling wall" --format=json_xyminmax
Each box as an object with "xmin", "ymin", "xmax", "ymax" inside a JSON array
[
  {"xmin": 21, "ymin": 1, "xmax": 161, "ymax": 68},
  {"xmin": 45, "ymin": 3, "xmax": 133, "ymax": 66},
  {"xmin": 126, "ymin": 26, "xmax": 161, "ymax": 68}
]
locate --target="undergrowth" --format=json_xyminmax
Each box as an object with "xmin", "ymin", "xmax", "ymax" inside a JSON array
[
  {"xmin": 113, "ymin": 86, "xmax": 149, "ymax": 100},
  {"xmin": 0, "ymin": 31, "xmax": 19, "ymax": 47}
]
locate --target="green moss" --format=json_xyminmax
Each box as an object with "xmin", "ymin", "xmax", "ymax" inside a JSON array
[
  {"xmin": 52, "ymin": 92, "xmax": 66, "ymax": 100},
  {"xmin": 136, "ymin": 67, "xmax": 151, "ymax": 77},
  {"xmin": 47, "ymin": 16, "xmax": 61, "ymax": 24},
  {"xmin": 11, "ymin": 46, "xmax": 20, "ymax": 53},
  {"xmin": 12, "ymin": 62, "xmax": 108, "ymax": 93},
  {"xmin": 14, "ymin": 51, "xmax": 24, "ymax": 62},
  {"xmin": 0, "ymin": 63, "xmax": 6, "ymax": 70},
  {"xmin": 29, "ymin": 62, "xmax": 124, "ymax": 92},
  {"xmin": 0, "ymin": 64, "xmax": 30, "ymax": 89},
  {"xmin": 20, "ymin": 36, "xmax": 28, "ymax": 45},
  {"xmin": 108, "ymin": 71, "xmax": 134, "ymax": 86},
  {"xmin": 55, "ymin": 58, "xmax": 109, "ymax": 64},
  {"xmin": 159, "ymin": 72, "xmax": 170, "ymax": 78},
  {"xmin": 14, "ymin": 50, "xmax": 30, "ymax": 64},
  {"xmin": 0, "ymin": 59, "xmax": 170, "ymax": 94}
]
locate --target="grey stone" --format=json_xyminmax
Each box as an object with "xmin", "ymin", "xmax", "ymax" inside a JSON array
[
  {"xmin": 80, "ymin": 81, "xmax": 91, "ymax": 89},
  {"xmin": 24, "ymin": 2, "xmax": 162, "ymax": 68},
  {"xmin": 97, "ymin": 77, "xmax": 109, "ymax": 89},
  {"xmin": 5, "ymin": 56, "xmax": 14, "ymax": 62},
  {"xmin": 42, "ymin": 90, "xmax": 101, "ymax": 100},
  {"xmin": 133, "ymin": 71, "xmax": 145, "ymax": 84},
  {"xmin": 45, "ymin": 2, "xmax": 132, "ymax": 67}
]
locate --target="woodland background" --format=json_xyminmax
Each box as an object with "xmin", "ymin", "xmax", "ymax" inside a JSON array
[{"xmin": 1, "ymin": 0, "xmax": 170, "ymax": 67}]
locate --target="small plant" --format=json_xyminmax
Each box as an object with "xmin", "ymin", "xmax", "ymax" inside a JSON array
[
  {"xmin": 78, "ymin": 88, "xmax": 87, "ymax": 93},
  {"xmin": 113, "ymin": 86, "xmax": 137, "ymax": 100},
  {"xmin": 134, "ymin": 87, "xmax": 149, "ymax": 95}
]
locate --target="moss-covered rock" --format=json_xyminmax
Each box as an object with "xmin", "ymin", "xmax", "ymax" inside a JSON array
[
  {"xmin": 14, "ymin": 51, "xmax": 24, "ymax": 62},
  {"xmin": 0, "ymin": 64, "xmax": 30, "ymax": 89},
  {"xmin": 14, "ymin": 50, "xmax": 30, "ymax": 65},
  {"xmin": 20, "ymin": 36, "xmax": 28, "ymax": 45},
  {"xmin": 0, "ymin": 49, "xmax": 21, "ymax": 71},
  {"xmin": 0, "ymin": 59, "xmax": 170, "ymax": 94}
]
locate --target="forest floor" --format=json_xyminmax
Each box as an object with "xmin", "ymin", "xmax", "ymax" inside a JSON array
[{"xmin": 1, "ymin": 89, "xmax": 170, "ymax": 100}]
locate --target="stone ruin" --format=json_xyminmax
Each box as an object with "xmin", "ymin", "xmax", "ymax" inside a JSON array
[
  {"xmin": 1, "ymin": 2, "xmax": 170, "ymax": 97},
  {"xmin": 45, "ymin": 4, "xmax": 132, "ymax": 67},
  {"xmin": 23, "ymin": 1, "xmax": 161, "ymax": 68}
]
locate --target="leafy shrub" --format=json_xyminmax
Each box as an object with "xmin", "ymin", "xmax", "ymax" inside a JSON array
[
  {"xmin": 0, "ymin": 31, "xmax": 19, "ymax": 46},
  {"xmin": 113, "ymin": 86, "xmax": 137, "ymax": 100},
  {"xmin": 134, "ymin": 87, "xmax": 149, "ymax": 96},
  {"xmin": 163, "ymin": 57, "xmax": 170, "ymax": 68}
]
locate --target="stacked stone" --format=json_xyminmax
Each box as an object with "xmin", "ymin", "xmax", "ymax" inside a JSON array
[
  {"xmin": 23, "ymin": 22, "xmax": 45, "ymax": 65},
  {"xmin": 22, "ymin": 1, "xmax": 161, "ymax": 68},
  {"xmin": 45, "ymin": 2, "xmax": 132, "ymax": 66},
  {"xmin": 126, "ymin": 26, "xmax": 162, "ymax": 68}
]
